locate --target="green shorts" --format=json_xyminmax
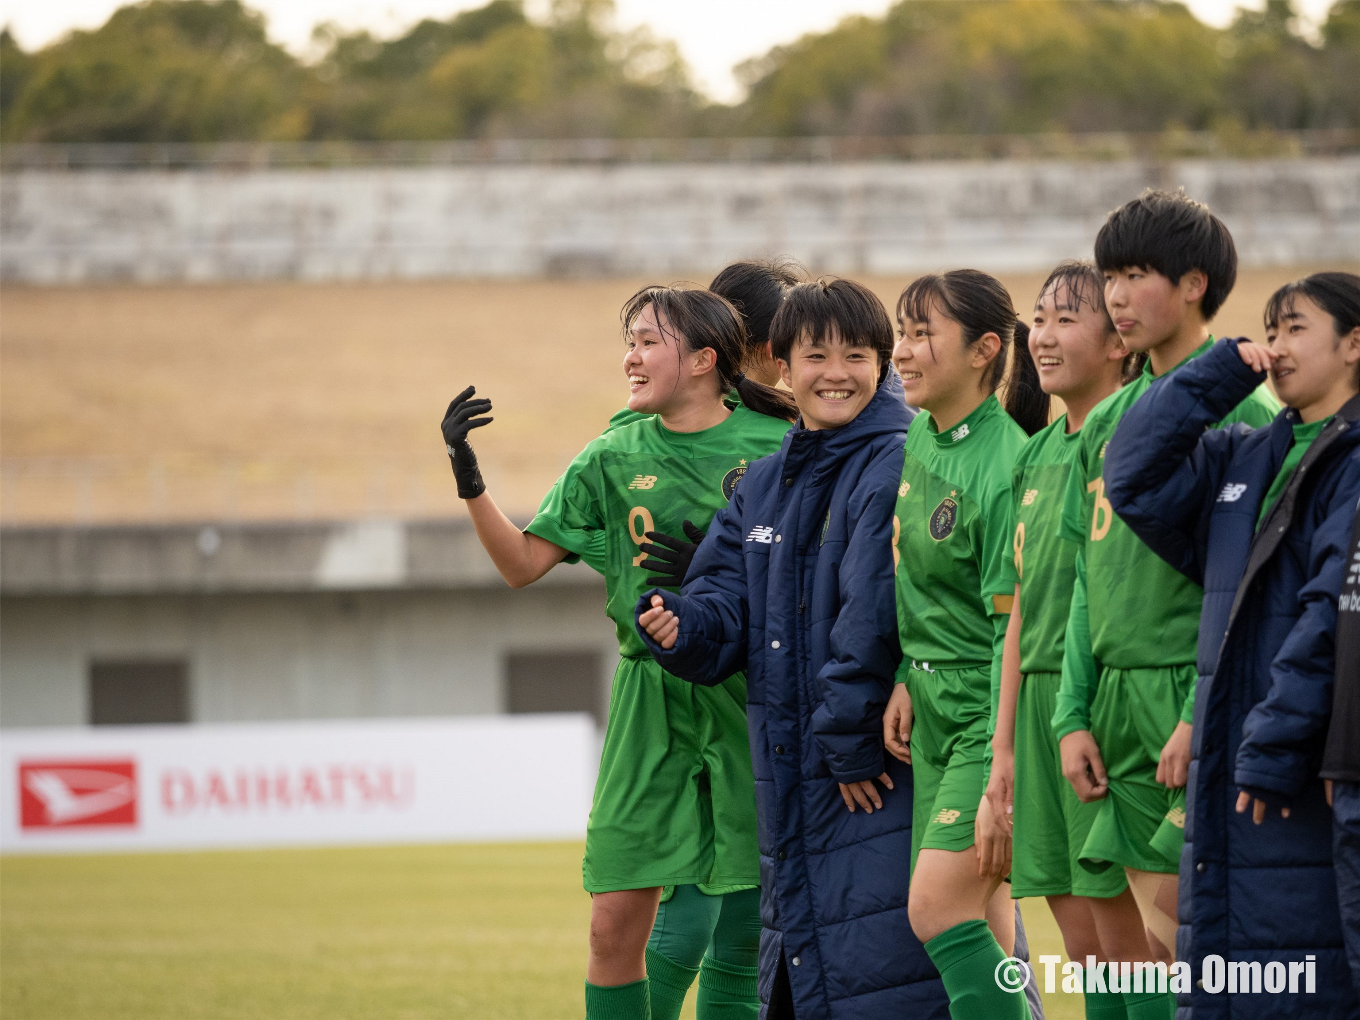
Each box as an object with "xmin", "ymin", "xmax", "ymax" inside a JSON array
[
  {"xmin": 583, "ymin": 655, "xmax": 760, "ymax": 893},
  {"xmin": 1078, "ymin": 664, "xmax": 1194, "ymax": 877},
  {"xmin": 1012, "ymin": 671, "xmax": 1128, "ymax": 900},
  {"xmin": 904, "ymin": 662, "xmax": 991, "ymax": 872}
]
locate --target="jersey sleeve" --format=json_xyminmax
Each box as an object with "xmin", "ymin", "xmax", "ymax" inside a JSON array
[
  {"xmin": 999, "ymin": 460, "xmax": 1025, "ymax": 590},
  {"xmin": 524, "ymin": 448, "xmax": 605, "ymax": 570},
  {"xmin": 1053, "ymin": 546, "xmax": 1100, "ymax": 740},
  {"xmin": 1060, "ymin": 431, "xmax": 1092, "ymax": 546},
  {"xmin": 977, "ymin": 478, "xmax": 1020, "ymax": 613}
]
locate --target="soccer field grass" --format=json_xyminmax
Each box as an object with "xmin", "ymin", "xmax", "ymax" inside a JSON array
[{"xmin": 1, "ymin": 841, "xmax": 1085, "ymax": 1020}]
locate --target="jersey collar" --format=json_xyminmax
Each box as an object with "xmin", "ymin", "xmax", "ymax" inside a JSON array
[
  {"xmin": 1142, "ymin": 335, "xmax": 1216, "ymax": 381},
  {"xmin": 926, "ymin": 393, "xmax": 1001, "ymax": 447}
]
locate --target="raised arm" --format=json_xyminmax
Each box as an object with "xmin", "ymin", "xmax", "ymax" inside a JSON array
[
  {"xmin": 811, "ymin": 463, "xmax": 904, "ymax": 785},
  {"xmin": 1104, "ymin": 338, "xmax": 1269, "ymax": 584},
  {"xmin": 466, "ymin": 495, "xmax": 569, "ymax": 588},
  {"xmin": 443, "ymin": 386, "xmax": 568, "ymax": 587}
]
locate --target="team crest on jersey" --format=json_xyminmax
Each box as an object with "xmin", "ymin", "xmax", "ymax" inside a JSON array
[
  {"xmin": 929, "ymin": 497, "xmax": 958, "ymax": 541},
  {"xmin": 721, "ymin": 460, "xmax": 749, "ymax": 499}
]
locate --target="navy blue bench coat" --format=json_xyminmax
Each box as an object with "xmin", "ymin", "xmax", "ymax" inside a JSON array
[
  {"xmin": 1105, "ymin": 337, "xmax": 1360, "ymax": 1019},
  {"xmin": 635, "ymin": 370, "xmax": 950, "ymax": 1020}
]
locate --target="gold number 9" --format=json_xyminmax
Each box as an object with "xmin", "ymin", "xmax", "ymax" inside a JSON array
[{"xmin": 630, "ymin": 506, "xmax": 656, "ymax": 567}]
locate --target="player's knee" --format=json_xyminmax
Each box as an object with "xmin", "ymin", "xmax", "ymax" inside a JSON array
[
  {"xmin": 1060, "ymin": 928, "xmax": 1102, "ymax": 962},
  {"xmin": 907, "ymin": 885, "xmax": 951, "ymax": 944},
  {"xmin": 589, "ymin": 900, "xmax": 649, "ymax": 961},
  {"xmin": 589, "ymin": 915, "xmax": 634, "ymax": 961}
]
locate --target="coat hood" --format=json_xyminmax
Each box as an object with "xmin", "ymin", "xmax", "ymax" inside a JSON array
[{"xmin": 786, "ymin": 366, "xmax": 914, "ymax": 482}]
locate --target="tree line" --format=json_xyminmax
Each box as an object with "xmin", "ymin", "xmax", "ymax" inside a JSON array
[{"xmin": 2, "ymin": 0, "xmax": 1357, "ymax": 144}]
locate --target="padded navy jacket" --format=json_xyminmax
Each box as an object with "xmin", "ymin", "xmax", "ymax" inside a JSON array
[
  {"xmin": 635, "ymin": 370, "xmax": 949, "ymax": 1020},
  {"xmin": 1105, "ymin": 337, "xmax": 1360, "ymax": 1019}
]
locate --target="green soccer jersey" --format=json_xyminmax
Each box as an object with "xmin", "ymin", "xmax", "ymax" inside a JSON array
[
  {"xmin": 1001, "ymin": 414, "xmax": 1083, "ymax": 674},
  {"xmin": 604, "ymin": 407, "xmax": 651, "ymax": 433},
  {"xmin": 894, "ymin": 394, "xmax": 1030, "ymax": 672},
  {"xmin": 1059, "ymin": 338, "xmax": 1279, "ymax": 670},
  {"xmin": 528, "ymin": 405, "xmax": 790, "ymax": 656},
  {"xmin": 1257, "ymin": 416, "xmax": 1330, "ymax": 528}
]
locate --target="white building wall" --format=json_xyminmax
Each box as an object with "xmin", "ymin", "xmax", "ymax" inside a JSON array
[{"xmin": 0, "ymin": 586, "xmax": 618, "ymax": 728}]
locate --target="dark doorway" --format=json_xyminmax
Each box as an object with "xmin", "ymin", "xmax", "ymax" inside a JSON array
[
  {"xmin": 88, "ymin": 659, "xmax": 190, "ymax": 725},
  {"xmin": 504, "ymin": 650, "xmax": 604, "ymax": 726}
]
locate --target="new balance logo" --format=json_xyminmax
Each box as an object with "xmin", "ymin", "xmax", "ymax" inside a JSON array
[
  {"xmin": 627, "ymin": 475, "xmax": 658, "ymax": 490},
  {"xmin": 933, "ymin": 809, "xmax": 961, "ymax": 825},
  {"xmin": 950, "ymin": 424, "xmax": 970, "ymax": 442},
  {"xmin": 1021, "ymin": 489, "xmax": 1039, "ymax": 506},
  {"xmin": 746, "ymin": 526, "xmax": 774, "ymax": 544},
  {"xmin": 1217, "ymin": 483, "xmax": 1248, "ymax": 503},
  {"xmin": 1342, "ymin": 556, "xmax": 1360, "ymax": 612}
]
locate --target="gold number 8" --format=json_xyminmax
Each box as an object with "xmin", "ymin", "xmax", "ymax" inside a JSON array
[{"xmin": 1013, "ymin": 521, "xmax": 1025, "ymax": 579}]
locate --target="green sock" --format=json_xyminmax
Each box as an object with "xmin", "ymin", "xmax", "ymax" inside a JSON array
[
  {"xmin": 923, "ymin": 920, "xmax": 1029, "ymax": 1020},
  {"xmin": 696, "ymin": 956, "xmax": 759, "ymax": 1019},
  {"xmin": 645, "ymin": 947, "xmax": 699, "ymax": 1020},
  {"xmin": 1122, "ymin": 987, "xmax": 1175, "ymax": 1020},
  {"xmin": 585, "ymin": 978, "xmax": 652, "ymax": 1020},
  {"xmin": 1084, "ymin": 987, "xmax": 1128, "ymax": 1019}
]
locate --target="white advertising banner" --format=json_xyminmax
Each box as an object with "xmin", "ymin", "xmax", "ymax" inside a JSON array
[{"xmin": 0, "ymin": 714, "xmax": 597, "ymax": 854}]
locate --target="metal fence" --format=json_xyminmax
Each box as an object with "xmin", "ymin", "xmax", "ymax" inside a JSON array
[{"xmin": 5, "ymin": 130, "xmax": 1360, "ymax": 171}]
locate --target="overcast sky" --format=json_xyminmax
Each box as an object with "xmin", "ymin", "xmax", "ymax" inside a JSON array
[{"xmin": 0, "ymin": 0, "xmax": 1341, "ymax": 102}]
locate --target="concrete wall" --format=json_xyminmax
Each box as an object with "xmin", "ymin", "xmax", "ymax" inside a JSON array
[
  {"xmin": 5, "ymin": 157, "xmax": 1358, "ymax": 283},
  {"xmin": 0, "ymin": 520, "xmax": 617, "ymax": 728},
  {"xmin": 0, "ymin": 586, "xmax": 617, "ymax": 728}
]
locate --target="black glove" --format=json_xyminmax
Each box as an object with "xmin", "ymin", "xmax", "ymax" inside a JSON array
[
  {"xmin": 640, "ymin": 520, "xmax": 706, "ymax": 588},
  {"xmin": 441, "ymin": 386, "xmax": 493, "ymax": 499}
]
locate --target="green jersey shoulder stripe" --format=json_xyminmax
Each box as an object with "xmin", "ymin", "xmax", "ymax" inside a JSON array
[{"xmin": 527, "ymin": 405, "xmax": 790, "ymax": 657}]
